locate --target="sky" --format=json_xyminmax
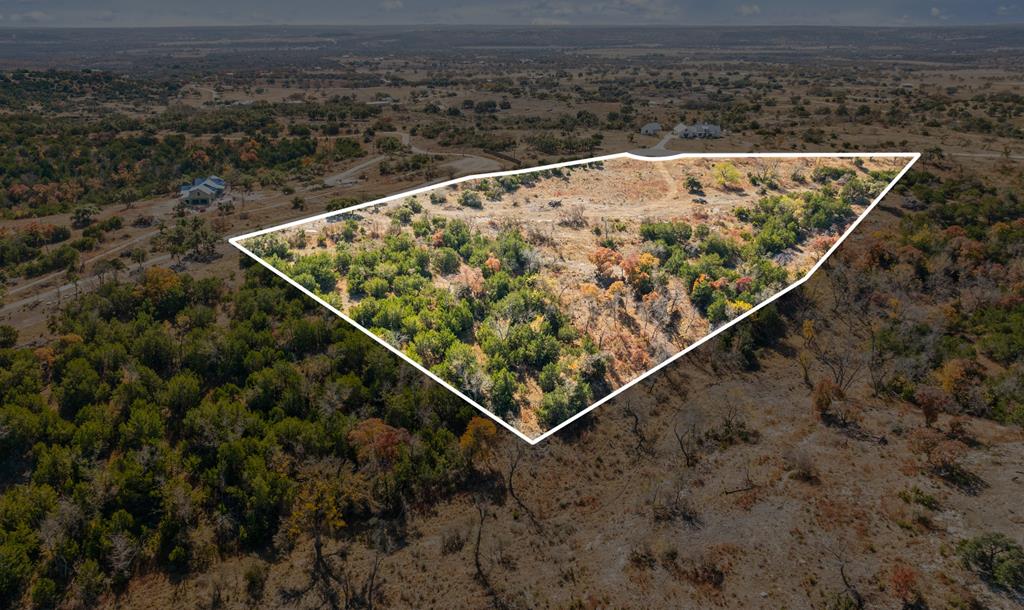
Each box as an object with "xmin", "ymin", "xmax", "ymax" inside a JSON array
[{"xmin": 0, "ymin": 0, "xmax": 1021, "ymax": 27}]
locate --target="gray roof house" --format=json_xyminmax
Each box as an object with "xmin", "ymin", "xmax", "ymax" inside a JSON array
[
  {"xmin": 674, "ymin": 123, "xmax": 723, "ymax": 139},
  {"xmin": 180, "ymin": 176, "xmax": 227, "ymax": 205},
  {"xmin": 640, "ymin": 122, "xmax": 662, "ymax": 136}
]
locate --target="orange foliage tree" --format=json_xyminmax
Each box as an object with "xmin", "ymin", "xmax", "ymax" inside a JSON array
[
  {"xmin": 347, "ymin": 418, "xmax": 410, "ymax": 470},
  {"xmin": 589, "ymin": 247, "xmax": 622, "ymax": 283},
  {"xmin": 460, "ymin": 416, "xmax": 498, "ymax": 470}
]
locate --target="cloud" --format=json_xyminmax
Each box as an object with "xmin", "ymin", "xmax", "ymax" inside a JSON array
[
  {"xmin": 511, "ymin": 0, "xmax": 683, "ymax": 23},
  {"xmin": 737, "ymin": 3, "xmax": 761, "ymax": 16},
  {"xmin": 531, "ymin": 16, "xmax": 571, "ymax": 24},
  {"xmin": 0, "ymin": 0, "xmax": 1018, "ymax": 28},
  {"xmin": 7, "ymin": 10, "xmax": 51, "ymax": 23}
]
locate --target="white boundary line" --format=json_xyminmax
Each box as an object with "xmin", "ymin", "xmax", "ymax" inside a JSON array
[{"xmin": 229, "ymin": 150, "xmax": 920, "ymax": 445}]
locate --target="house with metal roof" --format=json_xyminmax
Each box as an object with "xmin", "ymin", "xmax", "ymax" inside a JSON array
[{"xmin": 180, "ymin": 176, "xmax": 227, "ymax": 205}]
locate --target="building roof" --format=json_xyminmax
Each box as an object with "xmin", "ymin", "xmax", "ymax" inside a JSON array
[
  {"xmin": 180, "ymin": 176, "xmax": 227, "ymax": 199},
  {"xmin": 185, "ymin": 185, "xmax": 215, "ymax": 197},
  {"xmin": 674, "ymin": 122, "xmax": 722, "ymax": 136}
]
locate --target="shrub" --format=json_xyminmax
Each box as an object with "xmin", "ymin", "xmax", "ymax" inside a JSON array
[
  {"xmin": 812, "ymin": 378, "xmax": 843, "ymax": 421},
  {"xmin": 706, "ymin": 293, "xmax": 729, "ymax": 324},
  {"xmin": 0, "ymin": 541, "xmax": 33, "ymax": 606},
  {"xmin": 890, "ymin": 563, "xmax": 920, "ymax": 604},
  {"xmin": 640, "ymin": 221, "xmax": 692, "ymax": 246},
  {"xmin": 410, "ymin": 329, "xmax": 457, "ymax": 366},
  {"xmin": 432, "ymin": 247, "xmax": 461, "ymax": 275},
  {"xmin": 957, "ymin": 533, "xmax": 1024, "ymax": 591},
  {"xmin": 753, "ymin": 219, "xmax": 799, "ymax": 254},
  {"xmin": 489, "ymin": 369, "xmax": 519, "ymax": 417},
  {"xmin": 898, "ymin": 486, "xmax": 940, "ymax": 511},
  {"xmin": 494, "ymin": 229, "xmax": 535, "ymax": 275},
  {"xmin": 291, "ymin": 253, "xmax": 339, "ymax": 294},
  {"xmin": 458, "ymin": 191, "xmax": 482, "ymax": 209},
  {"xmin": 70, "ymin": 559, "xmax": 106, "ymax": 607},
  {"xmin": 811, "ymin": 165, "xmax": 854, "ymax": 183},
  {"xmin": 737, "ymin": 195, "xmax": 801, "ymax": 254},
  {"xmin": 0, "ymin": 325, "xmax": 17, "ymax": 348},
  {"xmin": 333, "ymin": 137, "xmax": 364, "ymax": 160},
  {"xmin": 442, "ymin": 220, "xmax": 471, "ymax": 250},
  {"xmin": 539, "ymin": 381, "xmax": 591, "ymax": 427},
  {"xmin": 539, "ymin": 362, "xmax": 560, "ymax": 392},
  {"xmin": 712, "ymin": 162, "xmax": 742, "ymax": 189},
  {"xmin": 363, "ymin": 277, "xmax": 389, "ymax": 298},
  {"xmin": 31, "ymin": 577, "xmax": 59, "ymax": 609},
  {"xmin": 244, "ymin": 561, "xmax": 268, "ymax": 601},
  {"xmin": 589, "ymin": 247, "xmax": 622, "ymax": 283},
  {"xmin": 392, "ymin": 206, "xmax": 413, "ymax": 224},
  {"xmin": 802, "ymin": 190, "xmax": 853, "ymax": 231},
  {"xmin": 438, "ymin": 343, "xmax": 487, "ymax": 400},
  {"xmin": 701, "ymin": 234, "xmax": 741, "ymax": 263},
  {"xmin": 540, "ymin": 387, "xmax": 572, "ymax": 427},
  {"xmin": 459, "ymin": 417, "xmax": 497, "ymax": 465},
  {"xmin": 839, "ymin": 177, "xmax": 874, "ymax": 204},
  {"xmin": 622, "ymin": 252, "xmax": 659, "ymax": 294}
]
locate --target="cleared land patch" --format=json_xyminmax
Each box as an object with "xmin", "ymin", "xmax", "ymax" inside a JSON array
[{"xmin": 234, "ymin": 153, "xmax": 915, "ymax": 441}]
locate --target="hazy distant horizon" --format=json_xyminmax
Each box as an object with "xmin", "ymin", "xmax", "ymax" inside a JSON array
[
  {"xmin": 2, "ymin": 23, "xmax": 1024, "ymax": 30},
  {"xmin": 0, "ymin": 0, "xmax": 1022, "ymax": 29}
]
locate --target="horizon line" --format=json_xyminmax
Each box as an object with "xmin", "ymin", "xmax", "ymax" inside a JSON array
[{"xmin": 1, "ymin": 23, "xmax": 1022, "ymax": 31}]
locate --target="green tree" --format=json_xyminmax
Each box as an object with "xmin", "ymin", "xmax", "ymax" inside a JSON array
[
  {"xmin": 71, "ymin": 204, "xmax": 100, "ymax": 228},
  {"xmin": 958, "ymin": 533, "xmax": 1024, "ymax": 591},
  {"xmin": 489, "ymin": 369, "xmax": 519, "ymax": 418},
  {"xmin": 712, "ymin": 162, "xmax": 742, "ymax": 189}
]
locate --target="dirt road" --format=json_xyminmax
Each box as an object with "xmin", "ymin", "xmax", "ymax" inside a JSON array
[{"xmin": 322, "ymin": 155, "xmax": 386, "ymax": 186}]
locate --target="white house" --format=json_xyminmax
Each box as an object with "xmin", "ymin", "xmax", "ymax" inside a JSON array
[
  {"xmin": 674, "ymin": 123, "xmax": 723, "ymax": 139},
  {"xmin": 640, "ymin": 122, "xmax": 662, "ymax": 136},
  {"xmin": 180, "ymin": 176, "xmax": 227, "ymax": 205}
]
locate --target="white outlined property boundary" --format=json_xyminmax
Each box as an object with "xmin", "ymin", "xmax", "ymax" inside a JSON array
[{"xmin": 229, "ymin": 150, "xmax": 920, "ymax": 445}]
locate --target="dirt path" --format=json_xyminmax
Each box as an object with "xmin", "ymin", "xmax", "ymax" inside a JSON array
[
  {"xmin": 322, "ymin": 155, "xmax": 386, "ymax": 186},
  {"xmin": 0, "ymin": 252, "xmax": 175, "ymax": 315},
  {"xmin": 948, "ymin": 151, "xmax": 1024, "ymax": 160},
  {"xmin": 406, "ymin": 131, "xmax": 503, "ymax": 174},
  {"xmin": 322, "ymin": 132, "xmax": 501, "ymax": 186},
  {"xmin": 654, "ymin": 161, "xmax": 680, "ymax": 202},
  {"xmin": 4, "ymin": 229, "xmax": 163, "ymax": 298}
]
